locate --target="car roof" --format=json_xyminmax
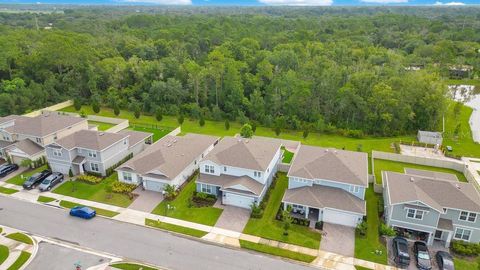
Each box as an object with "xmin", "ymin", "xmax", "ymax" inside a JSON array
[{"xmin": 438, "ymin": 251, "xmax": 452, "ymax": 258}]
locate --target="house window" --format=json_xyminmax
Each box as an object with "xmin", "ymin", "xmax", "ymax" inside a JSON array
[
  {"xmin": 254, "ymin": 171, "xmax": 262, "ymax": 178},
  {"xmin": 53, "ymin": 149, "xmax": 62, "ymax": 157},
  {"xmin": 35, "ymin": 137, "xmax": 42, "ymax": 144},
  {"xmin": 454, "ymin": 228, "xmax": 472, "ymax": 241},
  {"xmin": 205, "ymin": 165, "xmax": 215, "ymax": 174},
  {"xmin": 201, "ymin": 184, "xmax": 212, "ymax": 194},
  {"xmin": 123, "ymin": 172, "xmax": 132, "ymax": 182},
  {"xmin": 460, "ymin": 211, "xmax": 477, "ymax": 222},
  {"xmin": 88, "ymin": 151, "xmax": 97, "ymax": 158},
  {"xmin": 90, "ymin": 163, "xmax": 99, "ymax": 172},
  {"xmin": 350, "ymin": 186, "xmax": 360, "ymax": 193},
  {"xmin": 53, "ymin": 133, "xmax": 58, "ymax": 140},
  {"xmin": 224, "ymin": 166, "xmax": 227, "ymax": 172},
  {"xmin": 2, "ymin": 135, "xmax": 8, "ymax": 141},
  {"xmin": 406, "ymin": 208, "xmax": 424, "ymax": 220},
  {"xmin": 124, "ymin": 139, "xmax": 127, "ymax": 145}
]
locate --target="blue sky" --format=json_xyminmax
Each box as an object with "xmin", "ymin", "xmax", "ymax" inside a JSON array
[{"xmin": 1, "ymin": 0, "xmax": 478, "ymax": 6}]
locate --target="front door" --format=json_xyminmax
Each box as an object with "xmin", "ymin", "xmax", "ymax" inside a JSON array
[{"xmin": 434, "ymin": 230, "xmax": 443, "ymax": 240}]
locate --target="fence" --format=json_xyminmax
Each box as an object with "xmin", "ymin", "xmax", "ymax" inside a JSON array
[
  {"xmin": 278, "ymin": 163, "xmax": 291, "ymax": 173},
  {"xmin": 23, "ymin": 100, "xmax": 73, "ymax": 117}
]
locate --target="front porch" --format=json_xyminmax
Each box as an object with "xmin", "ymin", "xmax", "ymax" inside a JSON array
[{"xmin": 283, "ymin": 203, "xmax": 320, "ymax": 224}]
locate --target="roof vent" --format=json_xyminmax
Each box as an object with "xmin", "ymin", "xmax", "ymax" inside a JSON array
[
  {"xmin": 334, "ymin": 150, "xmax": 338, "ymax": 154},
  {"xmin": 245, "ymin": 139, "xmax": 249, "ymax": 143},
  {"xmin": 456, "ymin": 184, "xmax": 461, "ymax": 189},
  {"xmin": 167, "ymin": 143, "xmax": 172, "ymax": 147},
  {"xmin": 173, "ymin": 139, "xmax": 177, "ymax": 143},
  {"xmin": 410, "ymin": 177, "xmax": 415, "ymax": 182},
  {"xmin": 99, "ymin": 133, "xmax": 105, "ymax": 136}
]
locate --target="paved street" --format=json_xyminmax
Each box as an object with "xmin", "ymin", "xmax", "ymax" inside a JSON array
[{"xmin": 0, "ymin": 196, "xmax": 318, "ymax": 270}]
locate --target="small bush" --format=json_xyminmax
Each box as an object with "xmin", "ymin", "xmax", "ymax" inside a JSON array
[
  {"xmin": 451, "ymin": 240, "xmax": 480, "ymax": 256},
  {"xmin": 86, "ymin": 171, "xmax": 103, "ymax": 178},
  {"xmin": 315, "ymin": 221, "xmax": 323, "ymax": 230},
  {"xmin": 191, "ymin": 191, "xmax": 216, "ymax": 207},
  {"xmin": 111, "ymin": 182, "xmax": 137, "ymax": 194},
  {"xmin": 356, "ymin": 220, "xmax": 367, "ymax": 237},
  {"xmin": 379, "ymin": 223, "xmax": 396, "ymax": 237},
  {"xmin": 251, "ymin": 203, "xmax": 264, "ymax": 219},
  {"xmin": 76, "ymin": 174, "xmax": 103, "ymax": 184},
  {"xmin": 345, "ymin": 129, "xmax": 364, "ymax": 138}
]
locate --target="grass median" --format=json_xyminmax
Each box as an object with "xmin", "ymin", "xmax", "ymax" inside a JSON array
[
  {"xmin": 6, "ymin": 251, "xmax": 31, "ymax": 270},
  {"xmin": 59, "ymin": 200, "xmax": 119, "ymax": 218},
  {"xmin": 239, "ymin": 240, "xmax": 316, "ymax": 263},
  {"xmin": 110, "ymin": 262, "xmax": 158, "ymax": 270},
  {"xmin": 0, "ymin": 186, "xmax": 18, "ymax": 195}
]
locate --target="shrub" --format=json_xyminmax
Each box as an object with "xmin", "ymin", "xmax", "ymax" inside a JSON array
[
  {"xmin": 224, "ymin": 119, "xmax": 230, "ymax": 130},
  {"xmin": 155, "ymin": 108, "xmax": 163, "ymax": 121},
  {"xmin": 250, "ymin": 203, "xmax": 263, "ymax": 219},
  {"xmin": 113, "ymin": 104, "xmax": 120, "ymax": 116},
  {"xmin": 345, "ymin": 129, "xmax": 364, "ymax": 138},
  {"xmin": 356, "ymin": 220, "xmax": 367, "ymax": 236},
  {"xmin": 451, "ymin": 240, "xmax": 480, "ymax": 256},
  {"xmin": 178, "ymin": 115, "xmax": 184, "ymax": 125},
  {"xmin": 199, "ymin": 116, "xmax": 205, "ymax": 127},
  {"xmin": 191, "ymin": 191, "xmax": 217, "ymax": 207},
  {"xmin": 76, "ymin": 174, "xmax": 103, "ymax": 184},
  {"xmin": 379, "ymin": 223, "xmax": 396, "ymax": 236},
  {"xmin": 86, "ymin": 171, "xmax": 103, "ymax": 178},
  {"xmin": 111, "ymin": 182, "xmax": 137, "ymax": 194},
  {"xmin": 315, "ymin": 221, "xmax": 323, "ymax": 230},
  {"xmin": 92, "ymin": 102, "xmax": 100, "ymax": 114},
  {"xmin": 73, "ymin": 98, "xmax": 82, "ymax": 111},
  {"xmin": 240, "ymin": 124, "xmax": 253, "ymax": 138}
]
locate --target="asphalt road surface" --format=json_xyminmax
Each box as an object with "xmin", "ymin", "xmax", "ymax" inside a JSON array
[{"xmin": 0, "ymin": 196, "xmax": 318, "ymax": 270}]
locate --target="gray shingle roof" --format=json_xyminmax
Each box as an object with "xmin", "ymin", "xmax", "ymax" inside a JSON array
[
  {"xmin": 203, "ymin": 137, "xmax": 281, "ymax": 171},
  {"xmin": 54, "ymin": 130, "xmax": 128, "ymax": 151},
  {"xmin": 384, "ymin": 171, "xmax": 480, "ymax": 213},
  {"xmin": 0, "ymin": 140, "xmax": 15, "ymax": 149},
  {"xmin": 119, "ymin": 130, "xmax": 153, "ymax": 148},
  {"xmin": 117, "ymin": 134, "xmax": 218, "ymax": 180},
  {"xmin": 418, "ymin": 131, "xmax": 442, "ymax": 139},
  {"xmin": 283, "ymin": 185, "xmax": 366, "ymax": 215},
  {"xmin": 404, "ymin": 168, "xmax": 459, "ymax": 182},
  {"xmin": 10, "ymin": 139, "xmax": 44, "ymax": 156},
  {"xmin": 288, "ymin": 145, "xmax": 368, "ymax": 186},
  {"xmin": 3, "ymin": 113, "xmax": 86, "ymax": 137},
  {"xmin": 197, "ymin": 173, "xmax": 264, "ymax": 196}
]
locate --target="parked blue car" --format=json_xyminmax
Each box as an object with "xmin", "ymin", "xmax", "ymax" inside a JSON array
[{"xmin": 69, "ymin": 206, "xmax": 96, "ymax": 219}]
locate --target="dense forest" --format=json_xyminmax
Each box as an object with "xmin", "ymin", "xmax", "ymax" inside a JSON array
[{"xmin": 0, "ymin": 6, "xmax": 479, "ymax": 136}]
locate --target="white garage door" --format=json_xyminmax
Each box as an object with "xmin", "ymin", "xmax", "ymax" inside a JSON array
[
  {"xmin": 50, "ymin": 162, "xmax": 70, "ymax": 174},
  {"xmin": 323, "ymin": 209, "xmax": 361, "ymax": 227},
  {"xmin": 144, "ymin": 180, "xmax": 167, "ymax": 192},
  {"xmin": 223, "ymin": 192, "xmax": 255, "ymax": 209}
]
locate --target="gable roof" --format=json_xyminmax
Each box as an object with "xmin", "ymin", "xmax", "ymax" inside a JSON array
[
  {"xmin": 8, "ymin": 139, "xmax": 44, "ymax": 156},
  {"xmin": 2, "ymin": 113, "xmax": 86, "ymax": 137},
  {"xmin": 117, "ymin": 134, "xmax": 218, "ymax": 180},
  {"xmin": 384, "ymin": 171, "xmax": 480, "ymax": 213},
  {"xmin": 197, "ymin": 173, "xmax": 264, "ymax": 196},
  {"xmin": 53, "ymin": 129, "xmax": 128, "ymax": 151},
  {"xmin": 283, "ymin": 185, "xmax": 366, "ymax": 215},
  {"xmin": 118, "ymin": 130, "xmax": 153, "ymax": 148},
  {"xmin": 203, "ymin": 136, "xmax": 281, "ymax": 171},
  {"xmin": 288, "ymin": 145, "xmax": 368, "ymax": 187},
  {"xmin": 0, "ymin": 115, "xmax": 25, "ymax": 126},
  {"xmin": 404, "ymin": 168, "xmax": 459, "ymax": 182}
]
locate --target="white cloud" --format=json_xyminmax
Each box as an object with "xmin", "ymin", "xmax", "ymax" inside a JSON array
[
  {"xmin": 119, "ymin": 0, "xmax": 192, "ymax": 4},
  {"xmin": 434, "ymin": 1, "xmax": 466, "ymax": 5},
  {"xmin": 258, "ymin": 0, "xmax": 333, "ymax": 6},
  {"xmin": 360, "ymin": 0, "xmax": 408, "ymax": 3}
]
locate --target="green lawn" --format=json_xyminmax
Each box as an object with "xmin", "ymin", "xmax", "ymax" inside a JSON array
[
  {"xmin": 239, "ymin": 240, "xmax": 316, "ymax": 263},
  {"xmin": 0, "ymin": 245, "xmax": 9, "ymax": 265},
  {"xmin": 130, "ymin": 126, "xmax": 172, "ymax": 142},
  {"xmin": 5, "ymin": 233, "xmax": 33, "ymax": 245},
  {"xmin": 61, "ymin": 105, "xmax": 415, "ymax": 156},
  {"xmin": 59, "ymin": 200, "xmax": 119, "ymax": 217},
  {"xmin": 53, "ymin": 173, "xmax": 133, "ymax": 208},
  {"xmin": 354, "ymin": 185, "xmax": 387, "ymax": 264},
  {"xmin": 281, "ymin": 146, "xmax": 294, "ymax": 164},
  {"xmin": 151, "ymin": 177, "xmax": 223, "ymax": 226},
  {"xmin": 454, "ymin": 257, "xmax": 479, "ymax": 270},
  {"xmin": 0, "ymin": 186, "xmax": 18, "ymax": 195},
  {"xmin": 243, "ymin": 173, "xmax": 322, "ymax": 249},
  {"xmin": 373, "ymin": 159, "xmax": 467, "ymax": 184},
  {"xmin": 145, "ymin": 218, "xmax": 207, "ymax": 238},
  {"xmin": 354, "ymin": 267, "xmax": 373, "ymax": 270},
  {"xmin": 87, "ymin": 120, "xmax": 115, "ymax": 131},
  {"xmin": 6, "ymin": 165, "xmax": 48, "ymax": 186},
  {"xmin": 37, "ymin": 196, "xmax": 56, "ymax": 203},
  {"xmin": 6, "ymin": 251, "xmax": 30, "ymax": 270},
  {"xmin": 111, "ymin": 262, "xmax": 158, "ymax": 270}
]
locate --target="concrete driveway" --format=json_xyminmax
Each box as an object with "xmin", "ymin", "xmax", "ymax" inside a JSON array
[
  {"xmin": 214, "ymin": 205, "xmax": 251, "ymax": 232},
  {"xmin": 0, "ymin": 166, "xmax": 28, "ymax": 183},
  {"xmin": 128, "ymin": 186, "xmax": 164, "ymax": 212},
  {"xmin": 319, "ymin": 223, "xmax": 355, "ymax": 257}
]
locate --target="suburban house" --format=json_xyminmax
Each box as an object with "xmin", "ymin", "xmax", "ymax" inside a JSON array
[
  {"xmin": 0, "ymin": 112, "xmax": 88, "ymax": 164},
  {"xmin": 417, "ymin": 130, "xmax": 443, "ymax": 145},
  {"xmin": 45, "ymin": 129, "xmax": 152, "ymax": 176},
  {"xmin": 116, "ymin": 134, "xmax": 219, "ymax": 192},
  {"xmin": 382, "ymin": 169, "xmax": 480, "ymax": 248},
  {"xmin": 196, "ymin": 136, "xmax": 282, "ymax": 209},
  {"xmin": 282, "ymin": 145, "xmax": 368, "ymax": 227}
]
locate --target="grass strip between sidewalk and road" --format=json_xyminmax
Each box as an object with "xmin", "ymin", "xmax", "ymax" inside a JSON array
[
  {"xmin": 145, "ymin": 218, "xmax": 207, "ymax": 238},
  {"xmin": 0, "ymin": 245, "xmax": 9, "ymax": 265},
  {"xmin": 5, "ymin": 233, "xmax": 33, "ymax": 245},
  {"xmin": 110, "ymin": 262, "xmax": 158, "ymax": 270},
  {"xmin": 239, "ymin": 240, "xmax": 316, "ymax": 263},
  {"xmin": 0, "ymin": 186, "xmax": 18, "ymax": 195},
  {"xmin": 355, "ymin": 266, "xmax": 373, "ymax": 270},
  {"xmin": 6, "ymin": 251, "xmax": 31, "ymax": 270},
  {"xmin": 37, "ymin": 196, "xmax": 56, "ymax": 203},
  {"xmin": 59, "ymin": 200, "xmax": 119, "ymax": 218}
]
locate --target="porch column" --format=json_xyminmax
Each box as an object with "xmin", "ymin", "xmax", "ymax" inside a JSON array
[
  {"xmin": 427, "ymin": 232, "xmax": 434, "ymax": 246},
  {"xmin": 283, "ymin": 203, "xmax": 287, "ymax": 211},
  {"xmin": 445, "ymin": 231, "xmax": 453, "ymax": 248},
  {"xmin": 305, "ymin": 206, "xmax": 309, "ymax": 219}
]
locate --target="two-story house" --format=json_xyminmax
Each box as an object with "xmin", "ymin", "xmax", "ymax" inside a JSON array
[
  {"xmin": 0, "ymin": 112, "xmax": 88, "ymax": 164},
  {"xmin": 116, "ymin": 134, "xmax": 218, "ymax": 192},
  {"xmin": 282, "ymin": 145, "xmax": 367, "ymax": 227},
  {"xmin": 196, "ymin": 136, "xmax": 282, "ymax": 209},
  {"xmin": 383, "ymin": 169, "xmax": 480, "ymax": 248},
  {"xmin": 45, "ymin": 129, "xmax": 152, "ymax": 176}
]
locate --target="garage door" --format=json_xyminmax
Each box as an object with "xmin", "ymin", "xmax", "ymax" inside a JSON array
[
  {"xmin": 223, "ymin": 192, "xmax": 255, "ymax": 209},
  {"xmin": 50, "ymin": 162, "xmax": 70, "ymax": 175},
  {"xmin": 12, "ymin": 156, "xmax": 27, "ymax": 166},
  {"xmin": 143, "ymin": 180, "xmax": 167, "ymax": 192},
  {"xmin": 323, "ymin": 209, "xmax": 361, "ymax": 227}
]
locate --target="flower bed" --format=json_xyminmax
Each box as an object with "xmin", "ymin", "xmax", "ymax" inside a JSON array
[
  {"xmin": 191, "ymin": 191, "xmax": 216, "ymax": 207},
  {"xmin": 111, "ymin": 182, "xmax": 137, "ymax": 194},
  {"xmin": 77, "ymin": 174, "xmax": 103, "ymax": 184}
]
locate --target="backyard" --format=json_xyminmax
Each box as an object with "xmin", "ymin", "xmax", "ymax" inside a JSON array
[
  {"xmin": 281, "ymin": 146, "xmax": 294, "ymax": 164},
  {"xmin": 151, "ymin": 177, "xmax": 223, "ymax": 226},
  {"xmin": 130, "ymin": 125, "xmax": 172, "ymax": 142},
  {"xmin": 243, "ymin": 173, "xmax": 322, "ymax": 249},
  {"xmin": 354, "ymin": 185, "xmax": 388, "ymax": 264},
  {"xmin": 373, "ymin": 159, "xmax": 468, "ymax": 184},
  {"xmin": 87, "ymin": 120, "xmax": 115, "ymax": 131},
  {"xmin": 53, "ymin": 173, "xmax": 133, "ymax": 208}
]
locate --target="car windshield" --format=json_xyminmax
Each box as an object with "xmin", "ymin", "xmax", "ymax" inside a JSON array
[
  {"xmin": 26, "ymin": 173, "xmax": 40, "ymax": 182},
  {"xmin": 41, "ymin": 179, "xmax": 51, "ymax": 184},
  {"xmin": 418, "ymin": 251, "xmax": 430, "ymax": 260}
]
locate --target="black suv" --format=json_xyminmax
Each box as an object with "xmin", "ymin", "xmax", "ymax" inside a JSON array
[
  {"xmin": 414, "ymin": 241, "xmax": 432, "ymax": 270},
  {"xmin": 392, "ymin": 236, "xmax": 411, "ymax": 268},
  {"xmin": 22, "ymin": 170, "xmax": 52, "ymax": 190},
  {"xmin": 0, "ymin": 164, "xmax": 19, "ymax": 178}
]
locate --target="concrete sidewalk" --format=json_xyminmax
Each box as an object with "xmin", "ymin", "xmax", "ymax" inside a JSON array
[
  {"xmin": 0, "ymin": 180, "xmax": 397, "ymax": 270},
  {"xmin": 0, "ymin": 227, "xmax": 37, "ymax": 270}
]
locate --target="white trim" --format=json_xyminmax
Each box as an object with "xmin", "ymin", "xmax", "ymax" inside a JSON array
[
  {"xmin": 454, "ymin": 227, "xmax": 472, "ymax": 241},
  {"xmin": 282, "ymin": 199, "xmax": 365, "ymax": 216},
  {"xmin": 459, "ymin": 211, "xmax": 477, "ymax": 223},
  {"xmin": 389, "ymin": 218, "xmax": 438, "ymax": 230}
]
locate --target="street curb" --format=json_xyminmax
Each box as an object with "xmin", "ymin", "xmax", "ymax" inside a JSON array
[{"xmin": 19, "ymin": 233, "xmax": 37, "ymax": 270}]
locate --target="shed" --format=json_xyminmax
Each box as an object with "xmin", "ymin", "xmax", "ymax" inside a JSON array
[{"xmin": 417, "ymin": 131, "xmax": 443, "ymax": 145}]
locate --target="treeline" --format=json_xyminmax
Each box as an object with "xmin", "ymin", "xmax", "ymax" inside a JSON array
[{"xmin": 0, "ymin": 7, "xmax": 479, "ymax": 135}]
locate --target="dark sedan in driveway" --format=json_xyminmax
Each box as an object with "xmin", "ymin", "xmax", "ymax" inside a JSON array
[
  {"xmin": 22, "ymin": 170, "xmax": 51, "ymax": 190},
  {"xmin": 436, "ymin": 251, "xmax": 455, "ymax": 270},
  {"xmin": 414, "ymin": 241, "xmax": 432, "ymax": 270},
  {"xmin": 69, "ymin": 206, "xmax": 96, "ymax": 219},
  {"xmin": 0, "ymin": 164, "xmax": 19, "ymax": 178},
  {"xmin": 38, "ymin": 172, "xmax": 64, "ymax": 192}
]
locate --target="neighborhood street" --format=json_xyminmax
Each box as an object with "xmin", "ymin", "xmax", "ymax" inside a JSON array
[{"xmin": 0, "ymin": 195, "xmax": 318, "ymax": 270}]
